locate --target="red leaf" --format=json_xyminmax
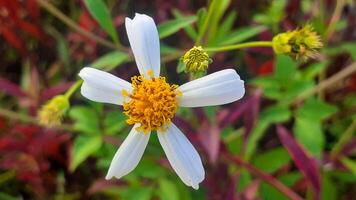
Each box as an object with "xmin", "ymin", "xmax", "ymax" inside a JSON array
[
  {"xmin": 277, "ymin": 125, "xmax": 320, "ymax": 200},
  {"xmin": 0, "ymin": 27, "xmax": 28, "ymax": 56},
  {"xmin": 0, "ymin": 77, "xmax": 28, "ymax": 97},
  {"xmin": 258, "ymin": 60, "xmax": 274, "ymax": 75},
  {"xmin": 27, "ymin": 0, "xmax": 40, "ymax": 20},
  {"xmin": 17, "ymin": 20, "xmax": 44, "ymax": 40}
]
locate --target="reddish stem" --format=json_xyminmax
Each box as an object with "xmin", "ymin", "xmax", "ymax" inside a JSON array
[{"xmin": 224, "ymin": 154, "xmax": 304, "ymax": 200}]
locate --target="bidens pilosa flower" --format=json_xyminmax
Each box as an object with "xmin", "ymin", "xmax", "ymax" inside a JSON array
[
  {"xmin": 272, "ymin": 24, "xmax": 323, "ymax": 60},
  {"xmin": 78, "ymin": 13, "xmax": 245, "ymax": 189}
]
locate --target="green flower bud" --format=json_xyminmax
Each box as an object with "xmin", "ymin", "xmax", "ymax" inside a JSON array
[
  {"xmin": 182, "ymin": 46, "xmax": 212, "ymax": 73},
  {"xmin": 38, "ymin": 95, "xmax": 69, "ymax": 127}
]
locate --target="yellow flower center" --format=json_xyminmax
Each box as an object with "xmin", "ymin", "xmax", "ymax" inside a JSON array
[{"xmin": 122, "ymin": 74, "xmax": 180, "ymax": 133}]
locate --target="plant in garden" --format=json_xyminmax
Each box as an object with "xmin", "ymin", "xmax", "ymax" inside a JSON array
[{"xmin": 78, "ymin": 13, "xmax": 245, "ymax": 189}]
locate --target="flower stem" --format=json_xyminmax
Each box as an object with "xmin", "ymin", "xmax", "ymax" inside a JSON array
[
  {"xmin": 37, "ymin": 0, "xmax": 125, "ymax": 51},
  {"xmin": 64, "ymin": 80, "xmax": 83, "ymax": 99},
  {"xmin": 205, "ymin": 41, "xmax": 273, "ymax": 52}
]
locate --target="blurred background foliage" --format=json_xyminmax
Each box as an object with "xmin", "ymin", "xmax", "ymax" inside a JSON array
[{"xmin": 0, "ymin": 0, "xmax": 356, "ymax": 199}]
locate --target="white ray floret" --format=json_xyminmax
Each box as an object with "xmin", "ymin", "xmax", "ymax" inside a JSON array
[
  {"xmin": 125, "ymin": 13, "xmax": 160, "ymax": 77},
  {"xmin": 178, "ymin": 69, "xmax": 245, "ymax": 107},
  {"xmin": 106, "ymin": 124, "xmax": 150, "ymax": 180},
  {"xmin": 79, "ymin": 67, "xmax": 132, "ymax": 105},
  {"xmin": 158, "ymin": 123, "xmax": 205, "ymax": 189}
]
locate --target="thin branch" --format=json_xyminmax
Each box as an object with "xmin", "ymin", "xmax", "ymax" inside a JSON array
[
  {"xmin": 37, "ymin": 0, "xmax": 126, "ymax": 51},
  {"xmin": 225, "ymin": 154, "xmax": 304, "ymax": 200},
  {"xmin": 0, "ymin": 108, "xmax": 73, "ymax": 131},
  {"xmin": 295, "ymin": 62, "xmax": 356, "ymax": 103},
  {"xmin": 330, "ymin": 119, "xmax": 356, "ymax": 159}
]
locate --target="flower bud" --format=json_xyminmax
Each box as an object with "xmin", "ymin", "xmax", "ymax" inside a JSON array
[
  {"xmin": 38, "ymin": 95, "xmax": 69, "ymax": 127},
  {"xmin": 272, "ymin": 25, "xmax": 323, "ymax": 60},
  {"xmin": 182, "ymin": 46, "xmax": 212, "ymax": 73}
]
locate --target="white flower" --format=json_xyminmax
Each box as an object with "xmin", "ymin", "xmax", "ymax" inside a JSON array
[{"xmin": 78, "ymin": 13, "xmax": 245, "ymax": 190}]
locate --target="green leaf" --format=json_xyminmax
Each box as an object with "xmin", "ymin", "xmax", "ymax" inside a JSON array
[
  {"xmin": 104, "ymin": 111, "xmax": 127, "ymax": 135},
  {"xmin": 293, "ymin": 116, "xmax": 324, "ymax": 157},
  {"xmin": 70, "ymin": 135, "xmax": 102, "ymax": 171},
  {"xmin": 245, "ymin": 120, "xmax": 270, "ymax": 159},
  {"xmin": 84, "ymin": 0, "xmax": 119, "ymax": 43},
  {"xmin": 253, "ymin": 147, "xmax": 291, "ymax": 173},
  {"xmin": 296, "ymin": 98, "xmax": 338, "ymax": 121},
  {"xmin": 261, "ymin": 183, "xmax": 289, "ymax": 200},
  {"xmin": 176, "ymin": 59, "xmax": 186, "ymax": 73},
  {"xmin": 158, "ymin": 179, "xmax": 179, "ymax": 200},
  {"xmin": 160, "ymin": 43, "xmax": 180, "ymax": 55},
  {"xmin": 0, "ymin": 192, "xmax": 19, "ymax": 200},
  {"xmin": 340, "ymin": 157, "xmax": 356, "ymax": 175},
  {"xmin": 91, "ymin": 51, "xmax": 128, "ymax": 71},
  {"xmin": 0, "ymin": 170, "xmax": 15, "ymax": 186},
  {"xmin": 260, "ymin": 104, "xmax": 291, "ymax": 123},
  {"xmin": 301, "ymin": 62, "xmax": 328, "ymax": 80},
  {"xmin": 120, "ymin": 187, "xmax": 153, "ymax": 200},
  {"xmin": 158, "ymin": 16, "xmax": 196, "ymax": 39},
  {"xmin": 237, "ymin": 169, "xmax": 252, "ymax": 192},
  {"xmin": 206, "ymin": 0, "xmax": 230, "ymax": 42},
  {"xmin": 196, "ymin": 8, "xmax": 207, "ymax": 33},
  {"xmin": 132, "ymin": 159, "xmax": 167, "ymax": 179},
  {"xmin": 172, "ymin": 9, "xmax": 198, "ymax": 40},
  {"xmin": 69, "ymin": 106, "xmax": 100, "ymax": 135},
  {"xmin": 322, "ymin": 173, "xmax": 338, "ymax": 200},
  {"xmin": 274, "ymin": 55, "xmax": 298, "ymax": 80},
  {"xmin": 220, "ymin": 26, "xmax": 267, "ymax": 45},
  {"xmin": 217, "ymin": 11, "xmax": 237, "ymax": 38}
]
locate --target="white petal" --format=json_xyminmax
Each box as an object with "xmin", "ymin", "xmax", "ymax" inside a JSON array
[
  {"xmin": 178, "ymin": 69, "xmax": 245, "ymax": 107},
  {"xmin": 125, "ymin": 13, "xmax": 160, "ymax": 77},
  {"xmin": 78, "ymin": 67, "xmax": 132, "ymax": 105},
  {"xmin": 106, "ymin": 124, "xmax": 150, "ymax": 180},
  {"xmin": 157, "ymin": 123, "xmax": 205, "ymax": 189}
]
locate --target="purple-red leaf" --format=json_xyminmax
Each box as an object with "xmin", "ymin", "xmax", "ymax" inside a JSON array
[
  {"xmin": 0, "ymin": 77, "xmax": 27, "ymax": 97},
  {"xmin": 277, "ymin": 125, "xmax": 320, "ymax": 200}
]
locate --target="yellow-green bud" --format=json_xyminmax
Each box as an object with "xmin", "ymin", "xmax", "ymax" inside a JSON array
[
  {"xmin": 182, "ymin": 46, "xmax": 212, "ymax": 73},
  {"xmin": 272, "ymin": 25, "xmax": 323, "ymax": 60},
  {"xmin": 38, "ymin": 95, "xmax": 69, "ymax": 127}
]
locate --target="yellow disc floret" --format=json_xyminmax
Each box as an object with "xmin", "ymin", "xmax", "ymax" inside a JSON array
[{"xmin": 122, "ymin": 75, "xmax": 180, "ymax": 133}]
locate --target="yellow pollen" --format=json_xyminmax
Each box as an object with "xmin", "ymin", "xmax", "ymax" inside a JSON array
[{"xmin": 122, "ymin": 75, "xmax": 180, "ymax": 133}]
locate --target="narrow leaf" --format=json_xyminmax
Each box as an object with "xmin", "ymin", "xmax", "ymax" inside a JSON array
[
  {"xmin": 277, "ymin": 125, "xmax": 320, "ymax": 200},
  {"xmin": 84, "ymin": 0, "xmax": 119, "ymax": 43},
  {"xmin": 158, "ymin": 16, "xmax": 196, "ymax": 39},
  {"xmin": 70, "ymin": 135, "xmax": 102, "ymax": 171},
  {"xmin": 220, "ymin": 26, "xmax": 267, "ymax": 45},
  {"xmin": 91, "ymin": 51, "xmax": 128, "ymax": 70}
]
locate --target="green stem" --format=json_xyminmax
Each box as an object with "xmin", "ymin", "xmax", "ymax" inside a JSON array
[
  {"xmin": 195, "ymin": 0, "xmax": 218, "ymax": 45},
  {"xmin": 205, "ymin": 41, "xmax": 273, "ymax": 52},
  {"xmin": 330, "ymin": 119, "xmax": 356, "ymax": 159},
  {"xmin": 64, "ymin": 80, "xmax": 83, "ymax": 99}
]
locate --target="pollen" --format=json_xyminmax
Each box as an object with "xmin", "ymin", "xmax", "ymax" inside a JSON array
[{"xmin": 122, "ymin": 75, "xmax": 180, "ymax": 133}]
